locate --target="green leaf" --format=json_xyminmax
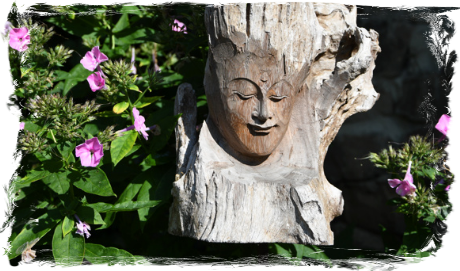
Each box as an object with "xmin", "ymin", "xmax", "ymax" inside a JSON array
[
  {"xmin": 111, "ymin": 129, "xmax": 138, "ymax": 167},
  {"xmin": 52, "ymin": 221, "xmax": 85, "ymax": 266},
  {"xmin": 23, "ymin": 121, "xmax": 41, "ymax": 132},
  {"xmin": 402, "ymin": 225, "xmax": 439, "ymax": 271},
  {"xmin": 20, "ymin": 65, "xmax": 35, "ymax": 77},
  {"xmin": 68, "ymin": 12, "xmax": 76, "ymax": 20},
  {"xmin": 85, "ymin": 200, "xmax": 161, "ymax": 213},
  {"xmin": 84, "ymin": 243, "xmax": 146, "ymax": 265},
  {"xmin": 0, "ymin": 90, "xmax": 8, "ymax": 104},
  {"xmin": 133, "ymin": 96, "xmax": 163, "ymax": 109},
  {"xmin": 75, "ymin": 206, "xmax": 105, "ymax": 225},
  {"xmin": 8, "ymin": 209, "xmax": 62, "ymax": 260},
  {"xmin": 0, "ymin": 135, "xmax": 16, "ymax": 157},
  {"xmin": 59, "ymin": 64, "xmax": 93, "ymax": 95},
  {"xmin": 112, "ymin": 13, "xmax": 130, "ymax": 33},
  {"xmin": 113, "ymin": 101, "xmax": 130, "ymax": 114},
  {"xmin": 62, "ymin": 215, "xmax": 75, "ymax": 238},
  {"xmin": 120, "ymin": 5, "xmax": 143, "ymax": 16},
  {"xmin": 137, "ymin": 167, "xmax": 173, "ymax": 230},
  {"xmin": 73, "ymin": 168, "xmax": 116, "ymax": 197},
  {"xmin": 129, "ymin": 84, "xmax": 141, "ymax": 92},
  {"xmin": 0, "ymin": 67, "xmax": 10, "ymax": 79},
  {"xmin": 57, "ymin": 141, "xmax": 76, "ymax": 164},
  {"xmin": 15, "ymin": 169, "xmax": 51, "ymax": 188},
  {"xmin": 42, "ymin": 171, "xmax": 71, "ymax": 195}
]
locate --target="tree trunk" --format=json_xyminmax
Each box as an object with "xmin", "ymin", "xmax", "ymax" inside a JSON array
[{"xmin": 168, "ymin": 2, "xmax": 380, "ymax": 245}]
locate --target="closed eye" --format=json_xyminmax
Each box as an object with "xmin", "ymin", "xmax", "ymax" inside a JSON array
[
  {"xmin": 269, "ymin": 95, "xmax": 287, "ymax": 102},
  {"xmin": 234, "ymin": 91, "xmax": 255, "ymax": 100}
]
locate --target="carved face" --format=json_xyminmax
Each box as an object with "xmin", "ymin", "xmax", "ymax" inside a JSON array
[{"xmin": 211, "ymin": 53, "xmax": 296, "ymax": 157}]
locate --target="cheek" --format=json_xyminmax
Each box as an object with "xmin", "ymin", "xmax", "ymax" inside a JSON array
[
  {"xmin": 271, "ymin": 98, "xmax": 293, "ymax": 125},
  {"xmin": 227, "ymin": 96, "xmax": 256, "ymax": 125}
]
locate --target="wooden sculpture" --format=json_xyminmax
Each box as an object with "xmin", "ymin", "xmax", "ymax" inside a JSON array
[{"xmin": 169, "ymin": 2, "xmax": 380, "ymax": 245}]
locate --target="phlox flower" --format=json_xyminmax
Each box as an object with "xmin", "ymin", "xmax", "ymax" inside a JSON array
[
  {"xmin": 10, "ymin": 122, "xmax": 26, "ymax": 133},
  {"xmin": 133, "ymin": 107, "xmax": 149, "ymax": 140},
  {"xmin": 75, "ymin": 137, "xmax": 104, "ymax": 167},
  {"xmin": 80, "ymin": 46, "xmax": 108, "ymax": 71},
  {"xmin": 172, "ymin": 19, "xmax": 187, "ymax": 34},
  {"xmin": 0, "ymin": 21, "xmax": 11, "ymax": 36},
  {"xmin": 9, "ymin": 27, "xmax": 30, "ymax": 52},
  {"xmin": 435, "ymin": 114, "xmax": 460, "ymax": 141},
  {"xmin": 116, "ymin": 107, "xmax": 157, "ymax": 140},
  {"xmin": 87, "ymin": 71, "xmax": 106, "ymax": 92},
  {"xmin": 74, "ymin": 215, "xmax": 91, "ymax": 239},
  {"xmin": 388, "ymin": 161, "xmax": 416, "ymax": 197}
]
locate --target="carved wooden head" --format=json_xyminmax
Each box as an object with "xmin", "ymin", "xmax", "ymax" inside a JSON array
[{"xmin": 209, "ymin": 52, "xmax": 297, "ymax": 157}]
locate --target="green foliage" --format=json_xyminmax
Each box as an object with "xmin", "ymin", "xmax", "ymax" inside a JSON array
[
  {"xmin": 368, "ymin": 135, "xmax": 453, "ymax": 255},
  {"xmin": 52, "ymin": 221, "xmax": 85, "ymax": 266},
  {"xmin": 6, "ymin": 2, "xmax": 407, "ymax": 267}
]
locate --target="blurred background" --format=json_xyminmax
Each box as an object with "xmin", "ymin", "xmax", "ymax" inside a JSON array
[{"xmin": 326, "ymin": 5, "xmax": 455, "ymax": 251}]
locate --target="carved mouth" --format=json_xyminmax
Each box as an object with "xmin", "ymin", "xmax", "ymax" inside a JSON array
[{"xmin": 247, "ymin": 123, "xmax": 277, "ymax": 135}]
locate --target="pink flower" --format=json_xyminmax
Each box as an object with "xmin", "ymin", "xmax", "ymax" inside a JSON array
[
  {"xmin": 75, "ymin": 137, "xmax": 104, "ymax": 167},
  {"xmin": 11, "ymin": 122, "xmax": 26, "ymax": 133},
  {"xmin": 116, "ymin": 107, "xmax": 150, "ymax": 140},
  {"xmin": 9, "ymin": 27, "xmax": 31, "ymax": 52},
  {"xmin": 74, "ymin": 215, "xmax": 91, "ymax": 238},
  {"xmin": 86, "ymin": 71, "xmax": 105, "ymax": 92},
  {"xmin": 133, "ymin": 107, "xmax": 149, "ymax": 140},
  {"xmin": 172, "ymin": 19, "xmax": 187, "ymax": 34},
  {"xmin": 80, "ymin": 46, "xmax": 108, "ymax": 71},
  {"xmin": 435, "ymin": 114, "xmax": 460, "ymax": 141},
  {"xmin": 388, "ymin": 161, "xmax": 416, "ymax": 196},
  {"xmin": 0, "ymin": 21, "xmax": 11, "ymax": 36}
]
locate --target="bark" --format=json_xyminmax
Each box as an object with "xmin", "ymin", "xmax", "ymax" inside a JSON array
[{"xmin": 168, "ymin": 2, "xmax": 380, "ymax": 245}]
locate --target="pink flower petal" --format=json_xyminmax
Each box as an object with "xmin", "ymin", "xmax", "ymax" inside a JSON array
[
  {"xmin": 172, "ymin": 19, "xmax": 188, "ymax": 34},
  {"xmin": 435, "ymin": 114, "xmax": 460, "ymax": 141},
  {"xmin": 91, "ymin": 46, "xmax": 108, "ymax": 63},
  {"xmin": 75, "ymin": 137, "xmax": 104, "ymax": 167},
  {"xmin": 80, "ymin": 51, "xmax": 98, "ymax": 71},
  {"xmin": 395, "ymin": 180, "xmax": 416, "ymax": 196},
  {"xmin": 404, "ymin": 161, "xmax": 413, "ymax": 184},
  {"xmin": 388, "ymin": 179, "xmax": 402, "ymax": 188},
  {"xmin": 19, "ymin": 122, "xmax": 25, "ymax": 130},
  {"xmin": 87, "ymin": 72, "xmax": 105, "ymax": 92},
  {"xmin": 79, "ymin": 151, "xmax": 93, "ymax": 167}
]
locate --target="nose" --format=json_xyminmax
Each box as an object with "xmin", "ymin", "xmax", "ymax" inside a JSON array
[{"xmin": 252, "ymin": 99, "xmax": 271, "ymax": 123}]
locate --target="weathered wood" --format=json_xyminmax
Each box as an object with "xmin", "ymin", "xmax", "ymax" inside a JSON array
[{"xmin": 168, "ymin": 3, "xmax": 380, "ymax": 245}]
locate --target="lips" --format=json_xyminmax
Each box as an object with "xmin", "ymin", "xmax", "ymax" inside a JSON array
[{"xmin": 248, "ymin": 123, "xmax": 276, "ymax": 134}]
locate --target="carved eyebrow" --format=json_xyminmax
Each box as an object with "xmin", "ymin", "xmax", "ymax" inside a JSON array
[
  {"xmin": 230, "ymin": 77, "xmax": 260, "ymax": 89},
  {"xmin": 270, "ymin": 79, "xmax": 293, "ymax": 90}
]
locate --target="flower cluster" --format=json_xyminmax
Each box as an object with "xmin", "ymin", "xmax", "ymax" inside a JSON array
[
  {"xmin": 26, "ymin": 94, "xmax": 100, "ymax": 139},
  {"xmin": 81, "ymin": 46, "xmax": 108, "ymax": 92}
]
